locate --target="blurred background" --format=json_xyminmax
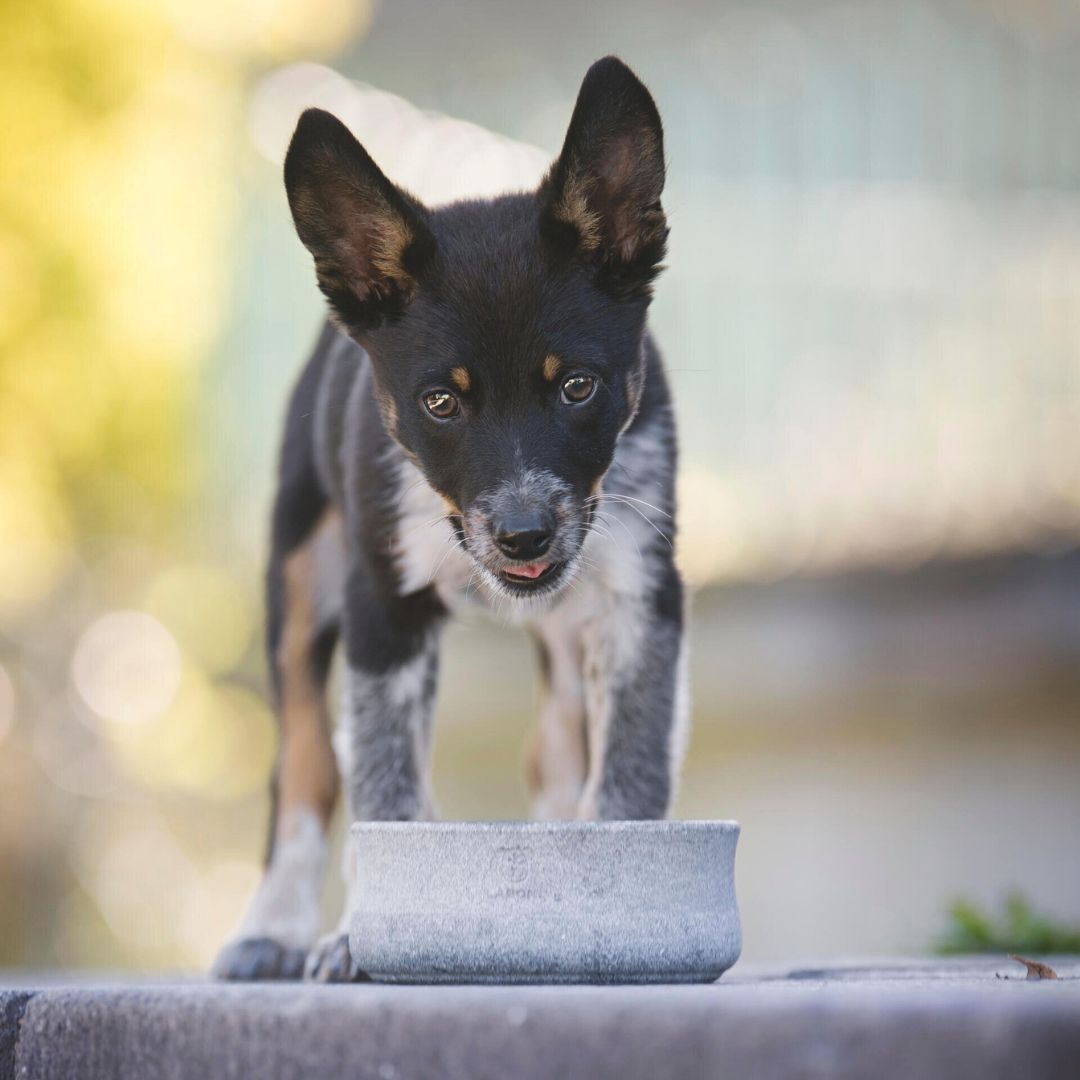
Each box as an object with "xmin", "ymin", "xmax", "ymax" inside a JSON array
[{"xmin": 2, "ymin": 0, "xmax": 1080, "ymax": 971}]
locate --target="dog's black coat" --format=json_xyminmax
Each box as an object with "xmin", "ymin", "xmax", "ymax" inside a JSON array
[{"xmin": 215, "ymin": 57, "xmax": 687, "ymax": 983}]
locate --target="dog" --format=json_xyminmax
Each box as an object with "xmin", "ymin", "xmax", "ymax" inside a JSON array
[{"xmin": 213, "ymin": 56, "xmax": 687, "ymax": 982}]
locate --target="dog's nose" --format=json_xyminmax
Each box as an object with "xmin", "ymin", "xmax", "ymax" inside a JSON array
[{"xmin": 493, "ymin": 512, "xmax": 554, "ymax": 560}]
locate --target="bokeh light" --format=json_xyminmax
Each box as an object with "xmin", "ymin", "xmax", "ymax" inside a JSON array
[{"xmin": 71, "ymin": 611, "xmax": 183, "ymax": 727}]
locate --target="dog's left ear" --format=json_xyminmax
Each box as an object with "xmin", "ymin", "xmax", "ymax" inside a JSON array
[{"xmin": 540, "ymin": 57, "xmax": 667, "ymax": 296}]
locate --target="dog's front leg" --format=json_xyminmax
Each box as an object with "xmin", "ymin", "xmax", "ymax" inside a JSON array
[
  {"xmin": 304, "ymin": 573, "xmax": 444, "ymax": 981},
  {"xmin": 578, "ymin": 557, "xmax": 688, "ymax": 821}
]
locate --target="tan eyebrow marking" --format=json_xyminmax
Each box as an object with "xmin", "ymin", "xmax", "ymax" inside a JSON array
[
  {"xmin": 542, "ymin": 354, "xmax": 562, "ymax": 382},
  {"xmin": 449, "ymin": 366, "xmax": 470, "ymax": 393}
]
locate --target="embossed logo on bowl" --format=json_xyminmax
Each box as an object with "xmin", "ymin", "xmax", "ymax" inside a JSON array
[{"xmin": 487, "ymin": 844, "xmax": 536, "ymax": 897}]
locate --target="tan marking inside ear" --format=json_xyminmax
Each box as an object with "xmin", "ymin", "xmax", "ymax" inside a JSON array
[
  {"xmin": 297, "ymin": 178, "xmax": 418, "ymax": 302},
  {"xmin": 550, "ymin": 129, "xmax": 666, "ymax": 265},
  {"xmin": 449, "ymin": 366, "xmax": 471, "ymax": 393},
  {"xmin": 368, "ymin": 206, "xmax": 415, "ymax": 284},
  {"xmin": 276, "ymin": 512, "xmax": 341, "ymax": 827},
  {"xmin": 552, "ymin": 170, "xmax": 602, "ymax": 252},
  {"xmin": 542, "ymin": 354, "xmax": 563, "ymax": 382}
]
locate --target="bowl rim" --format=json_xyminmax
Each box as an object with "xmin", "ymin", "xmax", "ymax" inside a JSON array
[{"xmin": 351, "ymin": 819, "xmax": 740, "ymax": 834}]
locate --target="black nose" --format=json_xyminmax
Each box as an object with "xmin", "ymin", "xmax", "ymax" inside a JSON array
[{"xmin": 493, "ymin": 512, "xmax": 554, "ymax": 560}]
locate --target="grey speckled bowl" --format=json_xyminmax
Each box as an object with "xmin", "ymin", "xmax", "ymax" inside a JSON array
[{"xmin": 349, "ymin": 820, "xmax": 741, "ymax": 984}]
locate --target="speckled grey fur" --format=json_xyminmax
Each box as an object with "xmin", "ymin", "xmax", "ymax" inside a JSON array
[{"xmin": 348, "ymin": 821, "xmax": 740, "ymax": 984}]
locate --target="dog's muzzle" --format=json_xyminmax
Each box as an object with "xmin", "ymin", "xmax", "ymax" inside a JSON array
[{"xmin": 461, "ymin": 471, "xmax": 584, "ymax": 599}]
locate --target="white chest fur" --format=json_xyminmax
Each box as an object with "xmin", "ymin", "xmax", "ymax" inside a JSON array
[{"xmin": 392, "ymin": 459, "xmax": 475, "ymax": 604}]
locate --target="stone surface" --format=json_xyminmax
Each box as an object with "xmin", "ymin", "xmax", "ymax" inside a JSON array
[
  {"xmin": 349, "ymin": 820, "xmax": 741, "ymax": 984},
  {"xmin": 0, "ymin": 992, "xmax": 32, "ymax": 1080},
  {"xmin": 3, "ymin": 958, "xmax": 1079, "ymax": 1079}
]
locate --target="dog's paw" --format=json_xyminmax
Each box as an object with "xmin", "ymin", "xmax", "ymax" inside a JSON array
[
  {"xmin": 212, "ymin": 937, "xmax": 308, "ymax": 981},
  {"xmin": 303, "ymin": 932, "xmax": 369, "ymax": 983}
]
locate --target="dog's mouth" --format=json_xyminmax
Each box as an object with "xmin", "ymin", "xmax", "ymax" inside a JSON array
[
  {"xmin": 452, "ymin": 499, "xmax": 582, "ymax": 601},
  {"xmin": 498, "ymin": 560, "xmax": 564, "ymax": 591}
]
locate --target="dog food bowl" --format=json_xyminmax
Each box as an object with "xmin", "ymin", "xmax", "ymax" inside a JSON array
[{"xmin": 348, "ymin": 820, "xmax": 741, "ymax": 984}]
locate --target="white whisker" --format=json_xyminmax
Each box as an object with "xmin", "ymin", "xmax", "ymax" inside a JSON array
[
  {"xmin": 396, "ymin": 514, "xmax": 449, "ymax": 553},
  {"xmin": 591, "ymin": 497, "xmax": 672, "ymax": 549},
  {"xmin": 426, "ymin": 534, "xmax": 467, "ymax": 585},
  {"xmin": 595, "ymin": 509, "xmax": 645, "ymax": 562},
  {"xmin": 587, "ymin": 492, "xmax": 671, "ymax": 519}
]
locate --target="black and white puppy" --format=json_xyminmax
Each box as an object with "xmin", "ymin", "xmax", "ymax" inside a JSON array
[{"xmin": 214, "ymin": 56, "xmax": 687, "ymax": 982}]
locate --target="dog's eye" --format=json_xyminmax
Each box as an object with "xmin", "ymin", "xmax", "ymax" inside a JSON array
[
  {"xmin": 422, "ymin": 389, "xmax": 460, "ymax": 420},
  {"xmin": 560, "ymin": 374, "xmax": 596, "ymax": 405}
]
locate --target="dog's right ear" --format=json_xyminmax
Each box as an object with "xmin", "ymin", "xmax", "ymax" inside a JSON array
[{"xmin": 284, "ymin": 109, "xmax": 435, "ymax": 330}]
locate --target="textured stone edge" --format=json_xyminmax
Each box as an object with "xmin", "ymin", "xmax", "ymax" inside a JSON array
[
  {"xmin": 7, "ymin": 978, "xmax": 1080, "ymax": 1080},
  {"xmin": 0, "ymin": 992, "xmax": 34, "ymax": 1080}
]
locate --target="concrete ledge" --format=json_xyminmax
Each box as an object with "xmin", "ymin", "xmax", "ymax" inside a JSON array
[{"xmin": 4, "ymin": 959, "xmax": 1079, "ymax": 1080}]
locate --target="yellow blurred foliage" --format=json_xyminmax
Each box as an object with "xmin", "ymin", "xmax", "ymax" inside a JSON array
[
  {"xmin": 163, "ymin": 0, "xmax": 371, "ymax": 60},
  {"xmin": 143, "ymin": 563, "xmax": 255, "ymax": 674},
  {"xmin": 0, "ymin": 0, "xmax": 366, "ymax": 622}
]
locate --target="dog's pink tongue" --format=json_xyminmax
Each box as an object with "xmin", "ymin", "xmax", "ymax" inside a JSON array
[{"xmin": 504, "ymin": 563, "xmax": 547, "ymax": 580}]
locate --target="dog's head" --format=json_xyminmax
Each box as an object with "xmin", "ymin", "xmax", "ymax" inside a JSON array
[{"xmin": 284, "ymin": 57, "xmax": 667, "ymax": 601}]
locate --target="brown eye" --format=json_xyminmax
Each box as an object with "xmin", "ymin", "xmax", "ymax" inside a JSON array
[
  {"xmin": 560, "ymin": 374, "xmax": 596, "ymax": 405},
  {"xmin": 422, "ymin": 389, "xmax": 460, "ymax": 420}
]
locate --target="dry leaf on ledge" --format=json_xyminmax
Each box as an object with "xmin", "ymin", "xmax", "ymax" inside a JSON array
[{"xmin": 1008, "ymin": 954, "xmax": 1059, "ymax": 981}]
